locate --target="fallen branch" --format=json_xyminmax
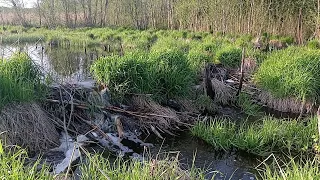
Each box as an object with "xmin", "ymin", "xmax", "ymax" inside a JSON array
[{"xmin": 46, "ymin": 99, "xmax": 177, "ymax": 120}]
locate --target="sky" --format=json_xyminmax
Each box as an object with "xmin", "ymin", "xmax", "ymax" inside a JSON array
[{"xmin": 0, "ymin": 0, "xmax": 37, "ymax": 8}]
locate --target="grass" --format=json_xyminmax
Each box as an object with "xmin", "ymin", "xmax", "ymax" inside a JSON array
[
  {"xmin": 191, "ymin": 116, "xmax": 318, "ymax": 156},
  {"xmin": 80, "ymin": 152, "xmax": 210, "ymax": 180},
  {"xmin": 215, "ymin": 45, "xmax": 242, "ymax": 68},
  {"xmin": 0, "ymin": 53, "xmax": 44, "ymax": 109},
  {"xmin": 91, "ymin": 50, "xmax": 195, "ymax": 102},
  {"xmin": 237, "ymin": 92, "xmax": 262, "ymax": 117},
  {"xmin": 254, "ymin": 47, "xmax": 320, "ymax": 101},
  {"xmin": 259, "ymin": 157, "xmax": 320, "ymax": 180},
  {"xmin": 0, "ymin": 141, "xmax": 53, "ymax": 179}
]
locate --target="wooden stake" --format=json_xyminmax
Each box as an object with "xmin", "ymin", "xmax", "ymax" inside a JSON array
[{"xmin": 236, "ymin": 47, "xmax": 246, "ymax": 96}]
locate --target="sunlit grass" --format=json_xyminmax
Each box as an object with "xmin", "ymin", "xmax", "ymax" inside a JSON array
[
  {"xmin": 258, "ymin": 157, "xmax": 320, "ymax": 180},
  {"xmin": 0, "ymin": 53, "xmax": 44, "ymax": 109},
  {"xmin": 254, "ymin": 47, "xmax": 320, "ymax": 101},
  {"xmin": 0, "ymin": 141, "xmax": 53, "ymax": 179},
  {"xmin": 192, "ymin": 116, "xmax": 318, "ymax": 156}
]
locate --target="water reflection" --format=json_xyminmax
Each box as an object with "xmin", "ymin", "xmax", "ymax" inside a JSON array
[{"xmin": 0, "ymin": 43, "xmax": 105, "ymax": 83}]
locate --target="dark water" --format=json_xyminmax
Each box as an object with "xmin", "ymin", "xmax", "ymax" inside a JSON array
[
  {"xmin": 145, "ymin": 132, "xmax": 259, "ymax": 180},
  {"xmin": 2, "ymin": 43, "xmax": 259, "ymax": 180}
]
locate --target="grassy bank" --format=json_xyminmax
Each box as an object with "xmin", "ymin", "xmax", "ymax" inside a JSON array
[
  {"xmin": 191, "ymin": 116, "xmax": 318, "ymax": 156},
  {"xmin": 254, "ymin": 47, "xmax": 320, "ymax": 102},
  {"xmin": 0, "ymin": 53, "xmax": 43, "ymax": 109},
  {"xmin": 91, "ymin": 50, "xmax": 195, "ymax": 102}
]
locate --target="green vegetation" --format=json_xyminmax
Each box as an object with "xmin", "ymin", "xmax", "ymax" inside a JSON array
[
  {"xmin": 254, "ymin": 47, "xmax": 320, "ymax": 101},
  {"xmin": 81, "ymin": 153, "xmax": 209, "ymax": 180},
  {"xmin": 0, "ymin": 141, "xmax": 52, "ymax": 179},
  {"xmin": 91, "ymin": 50, "xmax": 194, "ymax": 102},
  {"xmin": 192, "ymin": 116, "xmax": 318, "ymax": 156},
  {"xmin": 259, "ymin": 158, "xmax": 320, "ymax": 180},
  {"xmin": 237, "ymin": 93, "xmax": 262, "ymax": 117},
  {"xmin": 0, "ymin": 53, "xmax": 43, "ymax": 109},
  {"xmin": 215, "ymin": 45, "xmax": 242, "ymax": 68}
]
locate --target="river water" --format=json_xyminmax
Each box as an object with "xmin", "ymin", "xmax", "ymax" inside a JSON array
[{"xmin": 1, "ymin": 43, "xmax": 259, "ymax": 180}]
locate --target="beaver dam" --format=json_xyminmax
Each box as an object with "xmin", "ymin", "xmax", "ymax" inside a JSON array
[{"xmin": 1, "ymin": 29, "xmax": 320, "ymax": 180}]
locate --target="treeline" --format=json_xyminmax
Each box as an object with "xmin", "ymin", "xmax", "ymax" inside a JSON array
[{"xmin": 2, "ymin": 0, "xmax": 320, "ymax": 41}]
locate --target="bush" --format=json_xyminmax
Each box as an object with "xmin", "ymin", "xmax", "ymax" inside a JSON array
[
  {"xmin": 215, "ymin": 45, "xmax": 242, "ymax": 68},
  {"xmin": 254, "ymin": 47, "xmax": 320, "ymax": 100}
]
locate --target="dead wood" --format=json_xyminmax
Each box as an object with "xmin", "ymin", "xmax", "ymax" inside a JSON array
[{"xmin": 0, "ymin": 103, "xmax": 60, "ymax": 153}]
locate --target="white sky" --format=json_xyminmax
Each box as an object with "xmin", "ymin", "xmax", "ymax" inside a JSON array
[{"xmin": 0, "ymin": 0, "xmax": 37, "ymax": 8}]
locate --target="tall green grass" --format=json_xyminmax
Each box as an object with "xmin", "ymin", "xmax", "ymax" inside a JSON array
[
  {"xmin": 254, "ymin": 47, "xmax": 320, "ymax": 101},
  {"xmin": 81, "ymin": 153, "xmax": 209, "ymax": 180},
  {"xmin": 91, "ymin": 50, "xmax": 195, "ymax": 102},
  {"xmin": 0, "ymin": 141, "xmax": 53, "ymax": 179},
  {"xmin": 192, "ymin": 116, "xmax": 318, "ymax": 156},
  {"xmin": 259, "ymin": 158, "xmax": 320, "ymax": 180},
  {"xmin": 215, "ymin": 45, "xmax": 242, "ymax": 68},
  {"xmin": 0, "ymin": 53, "xmax": 43, "ymax": 109}
]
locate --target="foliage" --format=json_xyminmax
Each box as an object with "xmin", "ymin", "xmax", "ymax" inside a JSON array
[
  {"xmin": 0, "ymin": 53, "xmax": 43, "ymax": 109},
  {"xmin": 215, "ymin": 45, "xmax": 242, "ymax": 68},
  {"xmin": 192, "ymin": 116, "xmax": 318, "ymax": 156},
  {"xmin": 307, "ymin": 39, "xmax": 320, "ymax": 49},
  {"xmin": 91, "ymin": 50, "xmax": 195, "ymax": 102},
  {"xmin": 254, "ymin": 47, "xmax": 320, "ymax": 101}
]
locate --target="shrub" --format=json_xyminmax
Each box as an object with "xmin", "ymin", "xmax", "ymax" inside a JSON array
[
  {"xmin": 254, "ymin": 47, "xmax": 320, "ymax": 101},
  {"xmin": 215, "ymin": 45, "xmax": 242, "ymax": 68}
]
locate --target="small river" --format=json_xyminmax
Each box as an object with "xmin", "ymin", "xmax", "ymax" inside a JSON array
[{"xmin": 1, "ymin": 43, "xmax": 259, "ymax": 180}]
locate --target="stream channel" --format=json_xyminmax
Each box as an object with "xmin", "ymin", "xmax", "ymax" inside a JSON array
[{"xmin": 1, "ymin": 43, "xmax": 259, "ymax": 180}]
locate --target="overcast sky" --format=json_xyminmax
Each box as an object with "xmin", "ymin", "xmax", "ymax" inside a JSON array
[{"xmin": 0, "ymin": 0, "xmax": 37, "ymax": 8}]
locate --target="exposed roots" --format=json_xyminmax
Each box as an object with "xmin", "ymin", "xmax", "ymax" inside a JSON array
[
  {"xmin": 258, "ymin": 91, "xmax": 314, "ymax": 114},
  {"xmin": 0, "ymin": 103, "xmax": 59, "ymax": 153},
  {"xmin": 210, "ymin": 78, "xmax": 235, "ymax": 104}
]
